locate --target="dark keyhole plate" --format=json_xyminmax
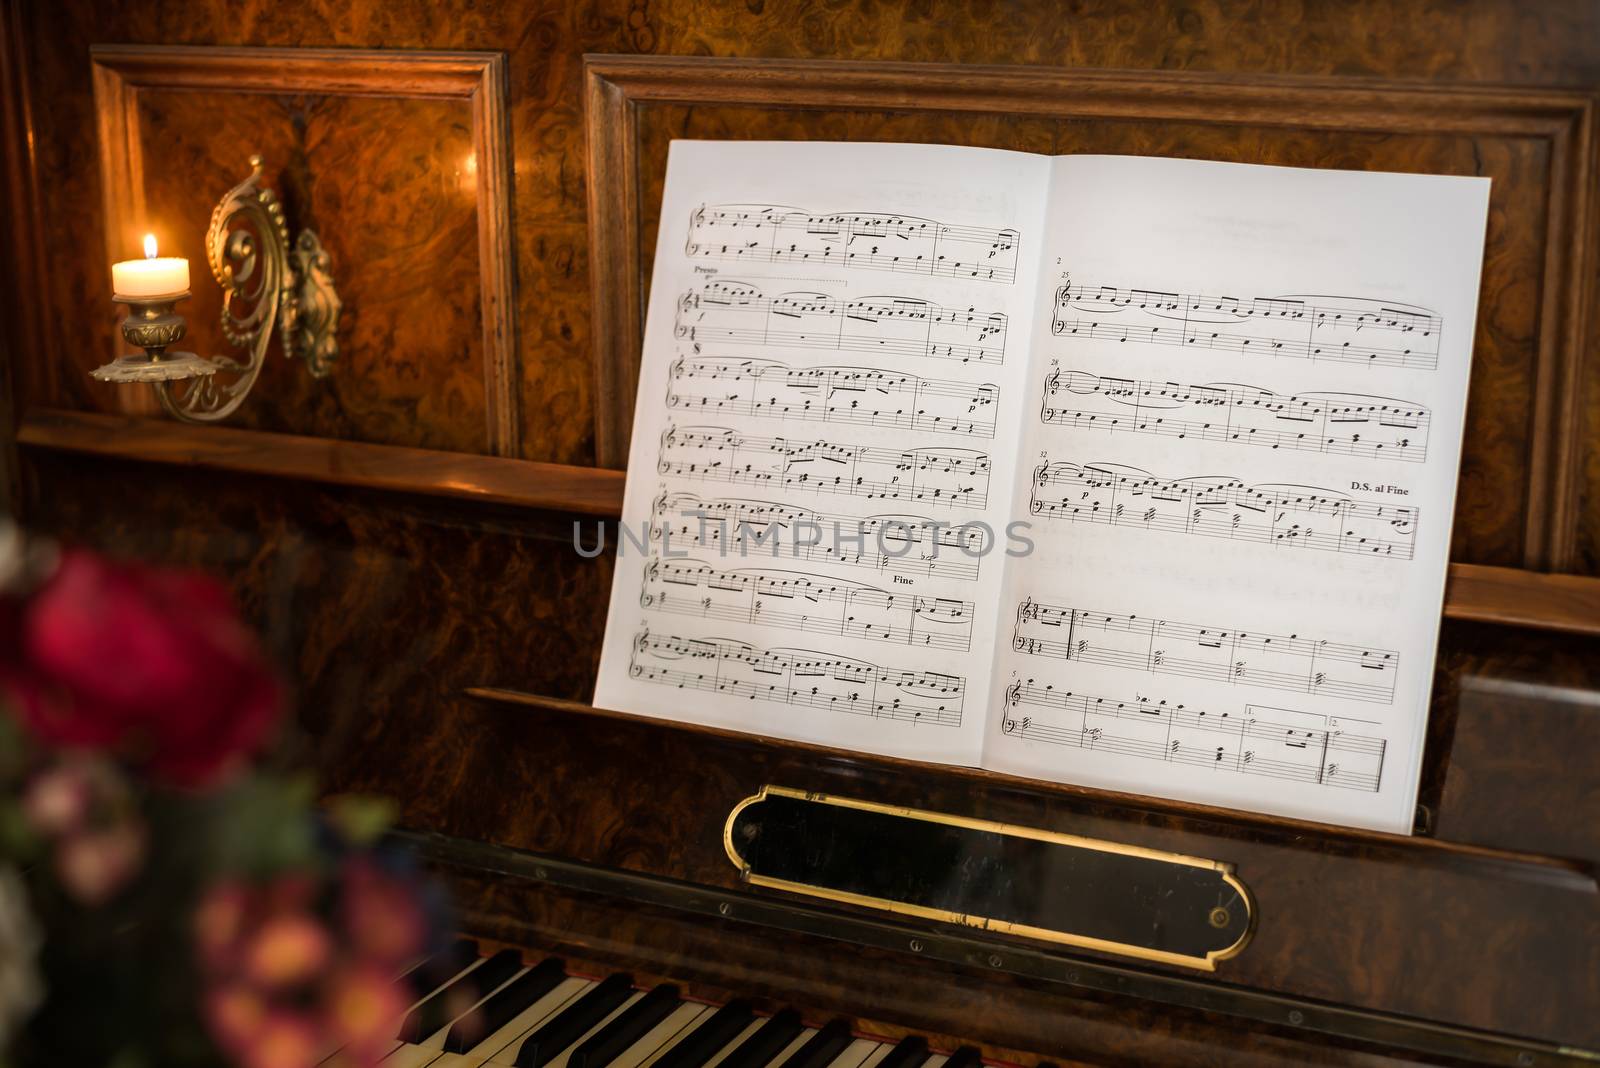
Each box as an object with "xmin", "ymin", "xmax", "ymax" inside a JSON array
[{"xmin": 725, "ymin": 786, "xmax": 1254, "ymax": 970}]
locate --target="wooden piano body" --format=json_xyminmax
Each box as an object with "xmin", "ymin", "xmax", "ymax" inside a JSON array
[{"xmin": 3, "ymin": 3, "xmax": 1600, "ymax": 1064}]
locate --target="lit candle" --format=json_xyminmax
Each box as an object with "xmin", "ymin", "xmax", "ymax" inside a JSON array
[{"xmin": 112, "ymin": 234, "xmax": 189, "ymax": 299}]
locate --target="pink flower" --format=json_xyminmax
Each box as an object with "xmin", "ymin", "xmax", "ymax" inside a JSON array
[
  {"xmin": 244, "ymin": 914, "xmax": 333, "ymax": 989},
  {"xmin": 21, "ymin": 761, "xmax": 96, "ymax": 836},
  {"xmin": 54, "ymin": 821, "xmax": 145, "ymax": 906},
  {"xmin": 341, "ymin": 860, "xmax": 426, "ymax": 966},
  {"xmin": 1, "ymin": 550, "xmax": 283, "ymax": 788},
  {"xmin": 241, "ymin": 1010, "xmax": 321, "ymax": 1068},
  {"xmin": 195, "ymin": 880, "xmax": 251, "ymax": 970},
  {"xmin": 205, "ymin": 983, "xmax": 268, "ymax": 1052},
  {"xmin": 326, "ymin": 965, "xmax": 408, "ymax": 1058}
]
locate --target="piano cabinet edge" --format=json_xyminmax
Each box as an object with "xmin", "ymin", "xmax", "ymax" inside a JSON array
[
  {"xmin": 439, "ymin": 867, "xmax": 1439, "ymax": 1068},
  {"xmin": 462, "ymin": 687, "xmax": 1596, "ymax": 885},
  {"xmin": 428, "ymin": 686, "xmax": 1600, "ymax": 1052}
]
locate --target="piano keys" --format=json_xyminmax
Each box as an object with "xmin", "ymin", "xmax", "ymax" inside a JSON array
[{"xmin": 356, "ymin": 942, "xmax": 994, "ymax": 1068}]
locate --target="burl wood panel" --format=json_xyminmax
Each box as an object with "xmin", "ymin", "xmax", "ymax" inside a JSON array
[
  {"xmin": 635, "ymin": 104, "xmax": 1548, "ymax": 567},
  {"xmin": 17, "ymin": 449, "xmax": 611, "ymax": 775},
  {"xmin": 14, "ymin": 1, "xmax": 1600, "ymax": 551},
  {"xmin": 126, "ymin": 89, "xmax": 489, "ymax": 452}
]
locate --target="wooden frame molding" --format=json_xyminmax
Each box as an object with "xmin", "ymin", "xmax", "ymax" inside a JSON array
[
  {"xmin": 18, "ymin": 408, "xmax": 621, "ymax": 516},
  {"xmin": 89, "ymin": 44, "xmax": 522, "ymax": 456},
  {"xmin": 18, "ymin": 407, "xmax": 1600, "ymax": 637},
  {"xmin": 583, "ymin": 54, "xmax": 1598, "ymax": 572}
]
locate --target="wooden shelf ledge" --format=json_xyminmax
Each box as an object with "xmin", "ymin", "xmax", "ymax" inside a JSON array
[
  {"xmin": 17, "ymin": 407, "xmax": 625, "ymax": 516},
  {"xmin": 17, "ymin": 407, "xmax": 1600, "ymax": 637}
]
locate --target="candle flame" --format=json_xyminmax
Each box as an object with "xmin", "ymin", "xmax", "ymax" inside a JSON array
[{"xmin": 143, "ymin": 234, "xmax": 157, "ymax": 259}]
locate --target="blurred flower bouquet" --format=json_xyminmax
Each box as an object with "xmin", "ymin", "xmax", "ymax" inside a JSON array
[{"xmin": 0, "ymin": 525, "xmax": 450, "ymax": 1068}]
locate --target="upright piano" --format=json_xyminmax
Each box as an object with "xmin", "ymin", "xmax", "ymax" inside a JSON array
[{"xmin": 6, "ymin": 15, "xmax": 1600, "ymax": 1068}]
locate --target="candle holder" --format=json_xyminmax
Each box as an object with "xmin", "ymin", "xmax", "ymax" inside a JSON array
[
  {"xmin": 92, "ymin": 292, "xmax": 218, "ymax": 383},
  {"xmin": 91, "ymin": 155, "xmax": 341, "ymax": 422}
]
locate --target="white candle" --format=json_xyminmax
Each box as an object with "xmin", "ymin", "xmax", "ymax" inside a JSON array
[{"xmin": 112, "ymin": 234, "xmax": 189, "ymax": 299}]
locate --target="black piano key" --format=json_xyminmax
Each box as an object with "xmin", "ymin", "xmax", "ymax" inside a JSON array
[
  {"xmin": 941, "ymin": 1046, "xmax": 982, "ymax": 1068},
  {"xmin": 513, "ymin": 972, "xmax": 636, "ymax": 1068},
  {"xmin": 651, "ymin": 999, "xmax": 755, "ymax": 1068},
  {"xmin": 567, "ymin": 983, "xmax": 682, "ymax": 1068},
  {"xmin": 444, "ymin": 957, "xmax": 568, "ymax": 1053},
  {"xmin": 715, "ymin": 1008, "xmax": 804, "ymax": 1068},
  {"xmin": 777, "ymin": 1019, "xmax": 854, "ymax": 1068},
  {"xmin": 398, "ymin": 947, "xmax": 522, "ymax": 1042},
  {"xmin": 876, "ymin": 1035, "xmax": 929, "ymax": 1068}
]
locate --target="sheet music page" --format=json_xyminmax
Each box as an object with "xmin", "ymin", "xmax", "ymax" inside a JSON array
[
  {"xmin": 594, "ymin": 140, "xmax": 1050, "ymax": 763},
  {"xmin": 983, "ymin": 155, "xmax": 1489, "ymax": 832}
]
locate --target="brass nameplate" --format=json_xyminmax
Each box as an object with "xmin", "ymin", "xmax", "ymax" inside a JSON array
[{"xmin": 725, "ymin": 786, "xmax": 1254, "ymax": 971}]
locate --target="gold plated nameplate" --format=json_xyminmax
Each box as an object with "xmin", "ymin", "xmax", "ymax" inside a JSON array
[{"xmin": 725, "ymin": 786, "xmax": 1254, "ymax": 970}]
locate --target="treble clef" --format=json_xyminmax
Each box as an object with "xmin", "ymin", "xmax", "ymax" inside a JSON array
[
  {"xmin": 634, "ymin": 628, "xmax": 651, "ymax": 655},
  {"xmin": 1044, "ymin": 368, "xmax": 1060, "ymax": 396},
  {"xmin": 1005, "ymin": 681, "xmax": 1021, "ymax": 707},
  {"xmin": 639, "ymin": 560, "xmax": 660, "ymax": 608}
]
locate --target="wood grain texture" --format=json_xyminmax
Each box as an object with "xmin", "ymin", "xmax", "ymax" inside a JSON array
[
  {"xmin": 1435, "ymin": 677, "xmax": 1600, "ymax": 862},
  {"xmin": 89, "ymin": 45, "xmax": 521, "ymax": 455}
]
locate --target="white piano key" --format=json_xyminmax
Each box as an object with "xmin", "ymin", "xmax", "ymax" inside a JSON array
[
  {"xmin": 764, "ymin": 1027, "xmax": 818, "ymax": 1068},
  {"xmin": 542, "ymin": 990, "xmax": 647, "ymax": 1068},
  {"xmin": 830, "ymin": 1039, "xmax": 883, "ymax": 1068},
  {"xmin": 615, "ymin": 1002, "xmax": 711, "ymax": 1068},
  {"xmin": 700, "ymin": 1018, "xmax": 766, "ymax": 1068},
  {"xmin": 922, "ymin": 1055, "xmax": 949, "ymax": 1068},
  {"xmin": 470, "ymin": 977, "xmax": 595, "ymax": 1065},
  {"xmin": 384, "ymin": 967, "xmax": 533, "ymax": 1068},
  {"xmin": 357, "ymin": 956, "xmax": 495, "ymax": 1066}
]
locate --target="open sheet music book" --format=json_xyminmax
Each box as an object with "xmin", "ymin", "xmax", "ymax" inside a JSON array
[{"xmin": 593, "ymin": 141, "xmax": 1489, "ymax": 835}]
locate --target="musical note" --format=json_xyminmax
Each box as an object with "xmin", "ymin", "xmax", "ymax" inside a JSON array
[
  {"xmin": 629, "ymin": 630, "xmax": 965, "ymax": 726},
  {"xmin": 640, "ymin": 558, "xmax": 975, "ymax": 651},
  {"xmin": 686, "ymin": 204, "xmax": 1021, "ymax": 283},
  {"xmin": 667, "ymin": 357, "xmax": 1000, "ymax": 439},
  {"xmin": 1029, "ymin": 458, "xmax": 1419, "ymax": 560},
  {"xmin": 1051, "ymin": 279, "xmax": 1442, "ymax": 371},
  {"xmin": 676, "ymin": 280, "xmax": 1008, "ymax": 366},
  {"xmin": 651, "ymin": 492, "xmax": 986, "ymax": 582},
  {"xmin": 997, "ymin": 681, "xmax": 1386, "ymax": 792},
  {"xmin": 1040, "ymin": 369, "xmax": 1431, "ymax": 462},
  {"xmin": 1010, "ymin": 599, "xmax": 1399, "ymax": 704},
  {"xmin": 659, "ymin": 425, "xmax": 991, "ymax": 508}
]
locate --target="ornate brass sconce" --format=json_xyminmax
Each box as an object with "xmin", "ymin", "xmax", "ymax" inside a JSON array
[{"xmin": 93, "ymin": 156, "xmax": 341, "ymax": 422}]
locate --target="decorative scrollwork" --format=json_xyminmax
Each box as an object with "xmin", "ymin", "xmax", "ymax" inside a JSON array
[
  {"xmin": 290, "ymin": 230, "xmax": 340, "ymax": 378},
  {"xmin": 153, "ymin": 155, "xmax": 340, "ymax": 422}
]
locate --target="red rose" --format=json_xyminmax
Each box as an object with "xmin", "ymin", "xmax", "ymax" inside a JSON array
[{"xmin": 0, "ymin": 549, "xmax": 284, "ymax": 788}]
